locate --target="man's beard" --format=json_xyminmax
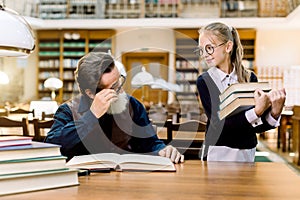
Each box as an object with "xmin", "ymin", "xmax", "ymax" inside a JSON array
[{"xmin": 107, "ymin": 91, "xmax": 128, "ymax": 115}]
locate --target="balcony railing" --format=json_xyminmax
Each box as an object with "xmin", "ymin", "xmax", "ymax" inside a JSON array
[{"xmin": 4, "ymin": 0, "xmax": 300, "ymax": 19}]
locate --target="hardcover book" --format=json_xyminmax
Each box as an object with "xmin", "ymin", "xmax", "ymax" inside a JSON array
[
  {"xmin": 0, "ymin": 136, "xmax": 32, "ymax": 147},
  {"xmin": 219, "ymin": 82, "xmax": 271, "ymax": 102},
  {"xmin": 218, "ymin": 82, "xmax": 271, "ymax": 120},
  {"xmin": 0, "ymin": 141, "xmax": 61, "ymax": 161},
  {"xmin": 218, "ymin": 97, "xmax": 254, "ymax": 120},
  {"xmin": 66, "ymin": 153, "xmax": 176, "ymax": 172},
  {"xmin": 219, "ymin": 92, "xmax": 255, "ymax": 110},
  {"xmin": 0, "ymin": 156, "xmax": 67, "ymax": 175},
  {"xmin": 0, "ymin": 168, "xmax": 79, "ymax": 196}
]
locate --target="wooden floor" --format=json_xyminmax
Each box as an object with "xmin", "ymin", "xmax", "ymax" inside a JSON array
[{"xmin": 257, "ymin": 130, "xmax": 300, "ymax": 174}]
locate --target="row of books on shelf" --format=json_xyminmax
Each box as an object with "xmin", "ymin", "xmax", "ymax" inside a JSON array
[
  {"xmin": 174, "ymin": 84, "xmax": 197, "ymax": 93},
  {"xmin": 63, "ymin": 71, "xmax": 75, "ymax": 79},
  {"xmin": 63, "ymin": 83, "xmax": 79, "ymax": 91},
  {"xmin": 39, "ymin": 42, "xmax": 111, "ymax": 48},
  {"xmin": 176, "ymin": 72, "xmax": 198, "ymax": 80},
  {"xmin": 39, "ymin": 60, "xmax": 60, "ymax": 68},
  {"xmin": 0, "ymin": 136, "xmax": 79, "ymax": 196},
  {"xmin": 39, "ymin": 72, "xmax": 60, "ymax": 79},
  {"xmin": 176, "ymin": 60, "xmax": 200, "ymax": 69}
]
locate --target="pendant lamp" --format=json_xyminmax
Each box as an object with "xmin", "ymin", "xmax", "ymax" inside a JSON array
[{"xmin": 0, "ymin": 4, "xmax": 35, "ymax": 57}]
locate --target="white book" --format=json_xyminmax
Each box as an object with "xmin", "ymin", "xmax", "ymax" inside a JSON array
[
  {"xmin": 66, "ymin": 153, "xmax": 176, "ymax": 172},
  {"xmin": 0, "ymin": 168, "xmax": 79, "ymax": 196}
]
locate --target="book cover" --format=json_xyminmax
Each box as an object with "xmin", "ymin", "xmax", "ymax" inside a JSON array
[
  {"xmin": 219, "ymin": 82, "xmax": 271, "ymax": 102},
  {"xmin": 218, "ymin": 97, "xmax": 254, "ymax": 120},
  {"xmin": 0, "ymin": 156, "xmax": 67, "ymax": 175},
  {"xmin": 0, "ymin": 142, "xmax": 61, "ymax": 161},
  {"xmin": 0, "ymin": 136, "xmax": 32, "ymax": 147},
  {"xmin": 66, "ymin": 153, "xmax": 176, "ymax": 172},
  {"xmin": 0, "ymin": 168, "xmax": 79, "ymax": 196}
]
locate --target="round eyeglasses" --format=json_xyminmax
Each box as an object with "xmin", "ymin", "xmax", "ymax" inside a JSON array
[
  {"xmin": 114, "ymin": 75, "xmax": 126, "ymax": 94},
  {"xmin": 96, "ymin": 75, "xmax": 126, "ymax": 94},
  {"xmin": 194, "ymin": 42, "xmax": 226, "ymax": 57}
]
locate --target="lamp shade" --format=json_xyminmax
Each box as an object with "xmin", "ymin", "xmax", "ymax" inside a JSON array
[
  {"xmin": 151, "ymin": 78, "xmax": 170, "ymax": 90},
  {"xmin": 131, "ymin": 67, "xmax": 154, "ymax": 88},
  {"xmin": 0, "ymin": 6, "xmax": 35, "ymax": 57},
  {"xmin": 44, "ymin": 77, "xmax": 63, "ymax": 90},
  {"xmin": 151, "ymin": 78, "xmax": 182, "ymax": 92}
]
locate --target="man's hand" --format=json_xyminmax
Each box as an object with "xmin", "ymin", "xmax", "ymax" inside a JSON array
[
  {"xmin": 254, "ymin": 89, "xmax": 271, "ymax": 117},
  {"xmin": 158, "ymin": 145, "xmax": 184, "ymax": 164},
  {"xmin": 268, "ymin": 88, "xmax": 286, "ymax": 119},
  {"xmin": 90, "ymin": 89, "xmax": 118, "ymax": 118}
]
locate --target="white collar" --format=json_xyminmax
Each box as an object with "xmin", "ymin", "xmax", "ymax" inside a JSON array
[{"xmin": 207, "ymin": 67, "xmax": 238, "ymax": 93}]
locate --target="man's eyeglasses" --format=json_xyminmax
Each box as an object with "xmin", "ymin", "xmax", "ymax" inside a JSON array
[
  {"xmin": 96, "ymin": 75, "xmax": 126, "ymax": 94},
  {"xmin": 194, "ymin": 42, "xmax": 226, "ymax": 57},
  {"xmin": 114, "ymin": 75, "xmax": 126, "ymax": 94}
]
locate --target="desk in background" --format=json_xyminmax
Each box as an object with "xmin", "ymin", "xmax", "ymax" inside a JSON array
[
  {"xmin": 4, "ymin": 160, "xmax": 300, "ymax": 200},
  {"xmin": 278, "ymin": 109, "xmax": 293, "ymax": 152},
  {"xmin": 293, "ymin": 105, "xmax": 300, "ymax": 165}
]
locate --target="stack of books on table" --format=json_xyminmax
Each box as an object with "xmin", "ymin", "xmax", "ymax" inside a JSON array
[
  {"xmin": 0, "ymin": 136, "xmax": 79, "ymax": 196},
  {"xmin": 218, "ymin": 82, "xmax": 271, "ymax": 120}
]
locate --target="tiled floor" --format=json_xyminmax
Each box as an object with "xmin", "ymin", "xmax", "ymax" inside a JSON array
[{"xmin": 257, "ymin": 131, "xmax": 300, "ymax": 175}]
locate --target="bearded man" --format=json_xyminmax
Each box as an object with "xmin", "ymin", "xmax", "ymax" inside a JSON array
[{"xmin": 45, "ymin": 52, "xmax": 184, "ymax": 163}]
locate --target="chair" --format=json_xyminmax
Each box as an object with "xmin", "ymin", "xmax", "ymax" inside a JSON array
[
  {"xmin": 41, "ymin": 111, "xmax": 54, "ymax": 120},
  {"xmin": 165, "ymin": 119, "xmax": 206, "ymax": 159},
  {"xmin": 32, "ymin": 118, "xmax": 54, "ymax": 142},
  {"xmin": 0, "ymin": 116, "xmax": 30, "ymax": 136},
  {"xmin": 8, "ymin": 107, "xmax": 35, "ymax": 118},
  {"xmin": 187, "ymin": 111, "xmax": 208, "ymax": 123}
]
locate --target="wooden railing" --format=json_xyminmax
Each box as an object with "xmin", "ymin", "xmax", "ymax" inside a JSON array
[{"xmin": 5, "ymin": 0, "xmax": 300, "ymax": 19}]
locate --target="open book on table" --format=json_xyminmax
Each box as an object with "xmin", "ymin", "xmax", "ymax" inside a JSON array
[{"xmin": 66, "ymin": 153, "xmax": 176, "ymax": 172}]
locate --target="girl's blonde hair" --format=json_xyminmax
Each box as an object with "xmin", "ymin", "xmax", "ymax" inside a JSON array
[{"xmin": 198, "ymin": 22, "xmax": 251, "ymax": 82}]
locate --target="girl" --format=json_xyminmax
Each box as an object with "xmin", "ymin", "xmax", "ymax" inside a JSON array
[{"xmin": 196, "ymin": 22, "xmax": 286, "ymax": 162}]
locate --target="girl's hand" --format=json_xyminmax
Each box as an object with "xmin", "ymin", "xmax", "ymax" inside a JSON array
[
  {"xmin": 254, "ymin": 89, "xmax": 271, "ymax": 117},
  {"xmin": 268, "ymin": 88, "xmax": 286, "ymax": 119}
]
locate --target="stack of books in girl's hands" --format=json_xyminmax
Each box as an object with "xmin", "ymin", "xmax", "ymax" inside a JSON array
[
  {"xmin": 218, "ymin": 82, "xmax": 271, "ymax": 120},
  {"xmin": 0, "ymin": 136, "xmax": 79, "ymax": 196}
]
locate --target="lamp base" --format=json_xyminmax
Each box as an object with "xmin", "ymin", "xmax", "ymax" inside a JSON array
[{"xmin": 51, "ymin": 90, "xmax": 56, "ymax": 101}]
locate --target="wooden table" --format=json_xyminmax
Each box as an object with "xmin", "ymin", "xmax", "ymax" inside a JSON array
[{"xmin": 3, "ymin": 160, "xmax": 300, "ymax": 200}]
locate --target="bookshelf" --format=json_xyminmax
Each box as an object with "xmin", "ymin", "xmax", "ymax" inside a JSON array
[
  {"xmin": 238, "ymin": 29, "xmax": 256, "ymax": 71},
  {"xmin": 37, "ymin": 29, "xmax": 115, "ymax": 103},
  {"xmin": 105, "ymin": 0, "xmax": 142, "ymax": 18},
  {"xmin": 220, "ymin": 0, "xmax": 258, "ymax": 17},
  {"xmin": 174, "ymin": 29, "xmax": 202, "ymax": 110},
  {"xmin": 68, "ymin": 0, "xmax": 105, "ymax": 19},
  {"xmin": 179, "ymin": 0, "xmax": 220, "ymax": 18},
  {"xmin": 145, "ymin": 0, "xmax": 179, "ymax": 18},
  {"xmin": 37, "ymin": 31, "xmax": 61, "ymax": 101},
  {"xmin": 258, "ymin": 0, "xmax": 293, "ymax": 17},
  {"xmin": 38, "ymin": 0, "xmax": 68, "ymax": 19}
]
